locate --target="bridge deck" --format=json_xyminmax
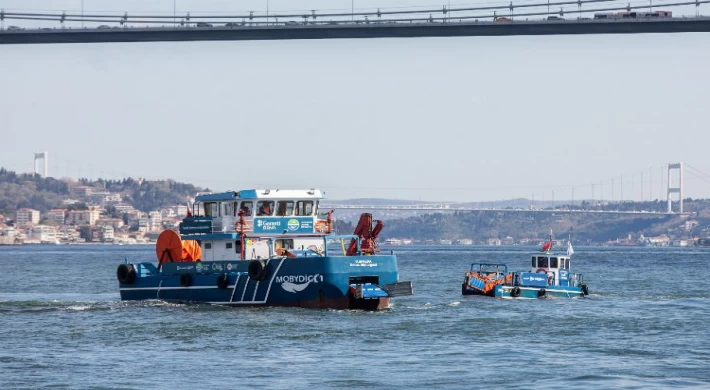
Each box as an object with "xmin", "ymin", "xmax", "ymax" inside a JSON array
[{"xmin": 2, "ymin": 18, "xmax": 710, "ymax": 45}]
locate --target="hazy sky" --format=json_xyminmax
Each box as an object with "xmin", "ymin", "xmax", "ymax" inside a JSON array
[{"xmin": 2, "ymin": 1, "xmax": 710, "ymax": 202}]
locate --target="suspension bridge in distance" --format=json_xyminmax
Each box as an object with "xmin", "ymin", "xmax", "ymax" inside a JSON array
[
  {"xmin": 318, "ymin": 204, "xmax": 683, "ymax": 216},
  {"xmin": 321, "ymin": 162, "xmax": 704, "ymax": 216},
  {"xmin": 1, "ymin": 0, "xmax": 710, "ymax": 44}
]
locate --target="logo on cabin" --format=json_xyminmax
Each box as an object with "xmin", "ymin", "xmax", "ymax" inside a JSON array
[
  {"xmin": 287, "ymin": 219, "xmax": 300, "ymax": 231},
  {"xmin": 255, "ymin": 219, "xmax": 281, "ymax": 231},
  {"xmin": 276, "ymin": 274, "xmax": 324, "ymax": 293}
]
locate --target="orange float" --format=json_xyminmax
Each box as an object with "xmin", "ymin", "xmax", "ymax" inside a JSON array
[
  {"xmin": 315, "ymin": 220, "xmax": 330, "ymax": 233},
  {"xmin": 181, "ymin": 240, "xmax": 202, "ymax": 262}
]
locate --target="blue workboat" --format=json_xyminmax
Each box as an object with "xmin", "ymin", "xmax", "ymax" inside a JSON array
[
  {"xmin": 116, "ymin": 189, "xmax": 413, "ymax": 310},
  {"xmin": 461, "ymin": 240, "xmax": 589, "ymax": 299}
]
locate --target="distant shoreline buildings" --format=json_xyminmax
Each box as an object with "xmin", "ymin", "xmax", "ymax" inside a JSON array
[{"xmin": 1, "ymin": 183, "xmax": 189, "ymax": 245}]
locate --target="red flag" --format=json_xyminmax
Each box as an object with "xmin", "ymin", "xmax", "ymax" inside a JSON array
[
  {"xmin": 541, "ymin": 240, "xmax": 551, "ymax": 252},
  {"xmin": 186, "ymin": 203, "xmax": 193, "ymax": 217}
]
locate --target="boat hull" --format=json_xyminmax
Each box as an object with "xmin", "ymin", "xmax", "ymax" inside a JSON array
[
  {"xmin": 118, "ymin": 255, "xmax": 400, "ymax": 310},
  {"xmin": 462, "ymin": 284, "xmax": 585, "ymax": 299}
]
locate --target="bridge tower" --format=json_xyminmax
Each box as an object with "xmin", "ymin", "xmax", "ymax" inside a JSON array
[
  {"xmin": 667, "ymin": 162, "xmax": 683, "ymax": 213},
  {"xmin": 33, "ymin": 151, "xmax": 48, "ymax": 178}
]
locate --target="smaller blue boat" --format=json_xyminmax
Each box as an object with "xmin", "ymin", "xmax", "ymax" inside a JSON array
[{"xmin": 461, "ymin": 240, "xmax": 589, "ymax": 299}]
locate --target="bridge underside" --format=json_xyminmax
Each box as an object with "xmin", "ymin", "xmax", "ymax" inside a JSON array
[{"xmin": 2, "ymin": 18, "xmax": 710, "ymax": 45}]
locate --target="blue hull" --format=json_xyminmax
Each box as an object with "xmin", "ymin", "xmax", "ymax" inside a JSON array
[
  {"xmin": 462, "ymin": 284, "xmax": 585, "ymax": 299},
  {"xmin": 118, "ymin": 255, "xmax": 402, "ymax": 310},
  {"xmin": 494, "ymin": 285, "xmax": 585, "ymax": 299}
]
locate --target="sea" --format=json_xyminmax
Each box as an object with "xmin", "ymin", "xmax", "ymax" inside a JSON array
[{"xmin": 1, "ymin": 244, "xmax": 709, "ymax": 389}]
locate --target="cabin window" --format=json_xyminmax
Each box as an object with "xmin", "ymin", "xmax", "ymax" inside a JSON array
[
  {"xmin": 256, "ymin": 201, "xmax": 274, "ymax": 216},
  {"xmin": 538, "ymin": 257, "xmax": 548, "ymax": 268},
  {"xmin": 274, "ymin": 239, "xmax": 294, "ymax": 250},
  {"xmin": 226, "ymin": 242, "xmax": 233, "ymax": 249},
  {"xmin": 531, "ymin": 257, "xmax": 537, "ymax": 268},
  {"xmin": 276, "ymin": 201, "xmax": 295, "ymax": 216},
  {"xmin": 550, "ymin": 257, "xmax": 558, "ymax": 268},
  {"xmin": 205, "ymin": 242, "xmax": 212, "ymax": 250},
  {"xmin": 295, "ymin": 200, "xmax": 315, "ymax": 216},
  {"xmin": 565, "ymin": 259, "xmax": 570, "ymax": 269},
  {"xmin": 204, "ymin": 202, "xmax": 218, "ymax": 217},
  {"xmin": 239, "ymin": 201, "xmax": 253, "ymax": 216},
  {"xmin": 224, "ymin": 202, "xmax": 234, "ymax": 217},
  {"xmin": 235, "ymin": 240, "xmax": 242, "ymax": 253}
]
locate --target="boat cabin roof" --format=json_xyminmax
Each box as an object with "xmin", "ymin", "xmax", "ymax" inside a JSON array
[{"xmin": 195, "ymin": 189, "xmax": 324, "ymax": 203}]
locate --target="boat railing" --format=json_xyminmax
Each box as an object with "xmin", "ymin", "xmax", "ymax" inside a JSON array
[
  {"xmin": 469, "ymin": 263, "xmax": 508, "ymax": 275},
  {"xmin": 569, "ymin": 273, "xmax": 584, "ymax": 287},
  {"xmin": 323, "ymin": 235, "xmax": 360, "ymax": 256}
]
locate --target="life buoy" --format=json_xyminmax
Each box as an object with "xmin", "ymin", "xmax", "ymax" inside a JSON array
[
  {"xmin": 315, "ymin": 220, "xmax": 329, "ymax": 233},
  {"xmin": 116, "ymin": 264, "xmax": 136, "ymax": 285},
  {"xmin": 216, "ymin": 274, "xmax": 229, "ymax": 289},
  {"xmin": 234, "ymin": 221, "xmax": 250, "ymax": 233},
  {"xmin": 180, "ymin": 273, "xmax": 193, "ymax": 287},
  {"xmin": 511, "ymin": 287, "xmax": 521, "ymax": 298},
  {"xmin": 536, "ymin": 268, "xmax": 547, "ymax": 274},
  {"xmin": 581, "ymin": 284, "xmax": 589, "ymax": 296},
  {"xmin": 248, "ymin": 259, "xmax": 268, "ymax": 281},
  {"xmin": 538, "ymin": 288, "xmax": 546, "ymax": 298}
]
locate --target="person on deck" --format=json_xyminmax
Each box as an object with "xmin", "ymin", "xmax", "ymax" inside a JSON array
[{"xmin": 257, "ymin": 203, "xmax": 271, "ymax": 216}]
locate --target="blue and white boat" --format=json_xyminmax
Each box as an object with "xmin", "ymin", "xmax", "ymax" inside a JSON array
[
  {"xmin": 117, "ymin": 189, "xmax": 413, "ymax": 310},
  {"xmin": 461, "ymin": 240, "xmax": 589, "ymax": 299}
]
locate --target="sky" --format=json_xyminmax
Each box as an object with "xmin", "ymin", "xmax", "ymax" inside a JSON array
[{"xmin": 1, "ymin": 1, "xmax": 710, "ymax": 202}]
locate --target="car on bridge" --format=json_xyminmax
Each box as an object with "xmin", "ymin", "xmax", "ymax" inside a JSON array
[{"xmin": 196, "ymin": 22, "xmax": 213, "ymax": 28}]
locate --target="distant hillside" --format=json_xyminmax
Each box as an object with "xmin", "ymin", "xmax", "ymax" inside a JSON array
[
  {"xmin": 380, "ymin": 210, "xmax": 692, "ymax": 243},
  {"xmin": 0, "ymin": 168, "xmax": 70, "ymax": 214},
  {"xmin": 325, "ymin": 197, "xmax": 671, "ymax": 213},
  {"xmin": 325, "ymin": 198, "xmax": 434, "ymax": 205},
  {"xmin": 0, "ymin": 167, "xmax": 206, "ymax": 215},
  {"xmin": 98, "ymin": 177, "xmax": 206, "ymax": 212}
]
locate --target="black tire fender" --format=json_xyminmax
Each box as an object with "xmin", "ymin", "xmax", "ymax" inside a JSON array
[
  {"xmin": 538, "ymin": 288, "xmax": 546, "ymax": 298},
  {"xmin": 217, "ymin": 274, "xmax": 229, "ymax": 289},
  {"xmin": 248, "ymin": 260, "xmax": 268, "ymax": 281},
  {"xmin": 511, "ymin": 287, "xmax": 521, "ymax": 298},
  {"xmin": 117, "ymin": 264, "xmax": 136, "ymax": 285},
  {"xmin": 581, "ymin": 284, "xmax": 589, "ymax": 296},
  {"xmin": 180, "ymin": 273, "xmax": 193, "ymax": 287}
]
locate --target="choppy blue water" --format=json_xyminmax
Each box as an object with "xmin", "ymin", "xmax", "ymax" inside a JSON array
[{"xmin": 1, "ymin": 245, "xmax": 709, "ymax": 389}]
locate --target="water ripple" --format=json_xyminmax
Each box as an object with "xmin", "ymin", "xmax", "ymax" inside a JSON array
[{"xmin": 1, "ymin": 245, "xmax": 709, "ymax": 389}]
